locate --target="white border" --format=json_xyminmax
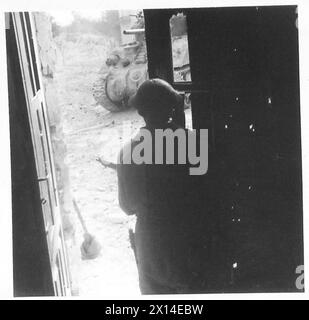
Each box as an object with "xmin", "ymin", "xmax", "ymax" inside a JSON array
[{"xmin": 0, "ymin": 0, "xmax": 308, "ymax": 300}]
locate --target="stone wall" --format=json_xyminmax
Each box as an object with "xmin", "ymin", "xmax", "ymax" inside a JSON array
[
  {"xmin": 33, "ymin": 12, "xmax": 79, "ymax": 294},
  {"xmin": 33, "ymin": 12, "xmax": 73, "ymax": 235}
]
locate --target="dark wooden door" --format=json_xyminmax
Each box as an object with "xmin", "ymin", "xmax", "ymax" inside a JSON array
[{"xmin": 144, "ymin": 6, "xmax": 303, "ymax": 292}]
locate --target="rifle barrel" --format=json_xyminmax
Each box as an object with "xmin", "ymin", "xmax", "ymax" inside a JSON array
[{"xmin": 123, "ymin": 28, "xmax": 145, "ymax": 35}]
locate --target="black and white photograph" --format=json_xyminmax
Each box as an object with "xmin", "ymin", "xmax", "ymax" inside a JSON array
[{"xmin": 0, "ymin": 0, "xmax": 308, "ymax": 300}]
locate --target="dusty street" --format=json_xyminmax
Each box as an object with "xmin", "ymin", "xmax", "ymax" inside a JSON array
[{"xmin": 54, "ymin": 33, "xmax": 142, "ymax": 296}]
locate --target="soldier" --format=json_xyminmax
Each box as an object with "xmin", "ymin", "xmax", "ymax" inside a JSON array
[{"xmin": 117, "ymin": 79, "xmax": 206, "ymax": 294}]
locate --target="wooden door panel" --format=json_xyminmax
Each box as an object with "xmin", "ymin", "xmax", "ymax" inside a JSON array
[
  {"xmin": 144, "ymin": 6, "xmax": 303, "ymax": 292},
  {"xmin": 12, "ymin": 12, "xmax": 71, "ymax": 296}
]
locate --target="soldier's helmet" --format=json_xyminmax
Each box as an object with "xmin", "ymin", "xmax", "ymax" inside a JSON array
[{"xmin": 129, "ymin": 78, "xmax": 182, "ymax": 120}]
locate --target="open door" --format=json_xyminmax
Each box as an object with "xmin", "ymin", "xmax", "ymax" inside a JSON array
[
  {"xmin": 11, "ymin": 12, "xmax": 71, "ymax": 296},
  {"xmin": 144, "ymin": 6, "xmax": 303, "ymax": 292}
]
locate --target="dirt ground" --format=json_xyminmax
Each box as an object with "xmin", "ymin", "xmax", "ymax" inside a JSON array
[
  {"xmin": 53, "ymin": 32, "xmax": 192, "ymax": 297},
  {"xmin": 54, "ymin": 33, "xmax": 143, "ymax": 297}
]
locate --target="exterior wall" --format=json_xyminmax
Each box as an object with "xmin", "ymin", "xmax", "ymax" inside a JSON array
[
  {"xmin": 33, "ymin": 12, "xmax": 73, "ymax": 237},
  {"xmin": 33, "ymin": 12, "xmax": 79, "ymax": 294}
]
